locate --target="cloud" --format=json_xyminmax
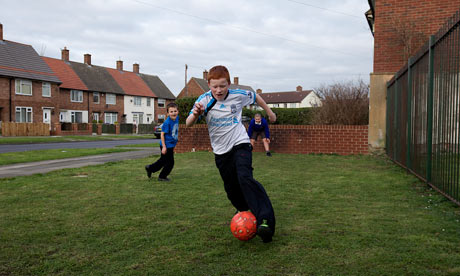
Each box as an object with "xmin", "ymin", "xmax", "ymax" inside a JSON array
[{"xmin": 0, "ymin": 0, "xmax": 373, "ymax": 95}]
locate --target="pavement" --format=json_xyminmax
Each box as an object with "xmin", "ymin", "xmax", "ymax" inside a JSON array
[{"xmin": 0, "ymin": 147, "xmax": 161, "ymax": 178}]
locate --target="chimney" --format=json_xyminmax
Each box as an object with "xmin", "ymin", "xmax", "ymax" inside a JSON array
[
  {"xmin": 256, "ymin": 88, "xmax": 262, "ymax": 94},
  {"xmin": 203, "ymin": 70, "xmax": 208, "ymax": 80},
  {"xmin": 0, "ymin": 24, "xmax": 3, "ymax": 41},
  {"xmin": 84, "ymin": 54, "xmax": 91, "ymax": 65},
  {"xmin": 61, "ymin": 47, "xmax": 69, "ymax": 61},
  {"xmin": 296, "ymin": 85, "xmax": 302, "ymax": 92},
  {"xmin": 116, "ymin": 60, "xmax": 123, "ymax": 71},
  {"xmin": 234, "ymin": 77, "xmax": 239, "ymax": 85},
  {"xmin": 133, "ymin": 63, "xmax": 139, "ymax": 74}
]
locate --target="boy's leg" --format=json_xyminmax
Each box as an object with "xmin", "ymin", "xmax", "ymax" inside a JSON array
[
  {"xmin": 215, "ymin": 151, "xmax": 250, "ymax": 212},
  {"xmin": 234, "ymin": 144, "xmax": 276, "ymax": 236},
  {"xmin": 147, "ymin": 146, "xmax": 166, "ymax": 173},
  {"xmin": 159, "ymin": 148, "xmax": 174, "ymax": 179}
]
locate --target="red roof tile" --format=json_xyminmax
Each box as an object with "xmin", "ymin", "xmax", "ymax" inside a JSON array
[
  {"xmin": 42, "ymin": 57, "xmax": 88, "ymax": 90},
  {"xmin": 106, "ymin": 68, "xmax": 156, "ymax": 97}
]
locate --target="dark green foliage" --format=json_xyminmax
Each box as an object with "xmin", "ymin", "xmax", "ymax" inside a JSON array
[
  {"xmin": 243, "ymin": 107, "xmax": 315, "ymax": 125},
  {"xmin": 176, "ymin": 97, "xmax": 205, "ymax": 124}
]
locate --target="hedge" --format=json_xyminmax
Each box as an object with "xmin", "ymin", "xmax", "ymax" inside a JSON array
[{"xmin": 176, "ymin": 97, "xmax": 315, "ymax": 125}]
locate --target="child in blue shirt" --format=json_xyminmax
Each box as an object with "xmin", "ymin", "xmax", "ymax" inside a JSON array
[
  {"xmin": 145, "ymin": 102, "xmax": 179, "ymax": 181},
  {"xmin": 247, "ymin": 113, "xmax": 272, "ymax": 157}
]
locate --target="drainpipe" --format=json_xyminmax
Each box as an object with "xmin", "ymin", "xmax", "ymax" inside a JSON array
[{"xmin": 9, "ymin": 78, "xmax": 12, "ymax": 121}]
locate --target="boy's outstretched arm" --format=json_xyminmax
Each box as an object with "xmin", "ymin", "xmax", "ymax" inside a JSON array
[
  {"xmin": 256, "ymin": 94, "xmax": 276, "ymax": 123},
  {"xmin": 186, "ymin": 102, "xmax": 205, "ymax": 127}
]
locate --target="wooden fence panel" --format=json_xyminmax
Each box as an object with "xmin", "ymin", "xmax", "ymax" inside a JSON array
[{"xmin": 1, "ymin": 122, "xmax": 50, "ymax": 136}]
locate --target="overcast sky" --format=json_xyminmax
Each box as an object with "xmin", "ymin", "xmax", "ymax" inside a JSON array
[{"xmin": 0, "ymin": 0, "xmax": 373, "ymax": 96}]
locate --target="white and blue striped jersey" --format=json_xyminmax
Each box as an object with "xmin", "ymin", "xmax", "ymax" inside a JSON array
[{"xmin": 190, "ymin": 89, "xmax": 256, "ymax": 154}]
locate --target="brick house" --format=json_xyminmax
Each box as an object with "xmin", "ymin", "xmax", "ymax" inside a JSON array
[
  {"xmin": 42, "ymin": 54, "xmax": 91, "ymax": 123},
  {"xmin": 177, "ymin": 71, "xmax": 255, "ymax": 99},
  {"xmin": 366, "ymin": 0, "xmax": 460, "ymax": 149},
  {"xmin": 256, "ymin": 86, "xmax": 321, "ymax": 109},
  {"xmin": 106, "ymin": 61, "xmax": 157, "ymax": 124},
  {"xmin": 63, "ymin": 49, "xmax": 126, "ymax": 124},
  {"xmin": 0, "ymin": 24, "xmax": 61, "ymax": 124}
]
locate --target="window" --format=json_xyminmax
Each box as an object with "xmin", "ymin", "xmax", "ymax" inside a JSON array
[
  {"xmin": 147, "ymin": 98, "xmax": 151, "ymax": 107},
  {"xmin": 134, "ymin": 96, "xmax": 142, "ymax": 106},
  {"xmin": 106, "ymin": 93, "xmax": 116, "ymax": 105},
  {"xmin": 15, "ymin": 107, "xmax": 33, "ymax": 122},
  {"xmin": 42, "ymin": 82, "xmax": 51, "ymax": 97},
  {"xmin": 272, "ymin": 104, "xmax": 280, "ymax": 108},
  {"xmin": 158, "ymin": 114, "xmax": 165, "ymax": 123},
  {"xmin": 158, "ymin": 98, "xmax": 166, "ymax": 108},
  {"xmin": 60, "ymin": 112, "xmax": 65, "ymax": 122},
  {"xmin": 105, "ymin": 112, "xmax": 118, "ymax": 124},
  {"xmin": 71, "ymin": 90, "xmax": 83, "ymax": 102},
  {"xmin": 71, "ymin": 111, "xmax": 83, "ymax": 123},
  {"xmin": 146, "ymin": 114, "xmax": 152, "ymax": 123},
  {"xmin": 15, "ymin": 79, "xmax": 32, "ymax": 95},
  {"xmin": 133, "ymin": 112, "xmax": 144, "ymax": 124},
  {"xmin": 93, "ymin": 92, "xmax": 100, "ymax": 103},
  {"xmin": 289, "ymin": 103, "xmax": 297, "ymax": 108}
]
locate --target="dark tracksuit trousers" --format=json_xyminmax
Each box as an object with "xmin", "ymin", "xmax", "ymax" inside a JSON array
[
  {"xmin": 214, "ymin": 143, "xmax": 276, "ymax": 236},
  {"xmin": 147, "ymin": 146, "xmax": 174, "ymax": 179}
]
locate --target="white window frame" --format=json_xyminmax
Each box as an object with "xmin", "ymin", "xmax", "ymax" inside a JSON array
[
  {"xmin": 42, "ymin": 82, "xmax": 51, "ymax": 97},
  {"xmin": 158, "ymin": 98, "xmax": 166, "ymax": 108},
  {"xmin": 272, "ymin": 104, "xmax": 280, "ymax": 108},
  {"xmin": 289, "ymin": 103, "xmax": 297, "ymax": 108},
  {"xmin": 71, "ymin": 111, "xmax": 83, "ymax": 123},
  {"xmin": 15, "ymin": 79, "xmax": 32, "ymax": 96},
  {"xmin": 158, "ymin": 114, "xmax": 165, "ymax": 123},
  {"xmin": 93, "ymin": 92, "xmax": 100, "ymax": 104},
  {"xmin": 93, "ymin": 113, "xmax": 99, "ymax": 122},
  {"xmin": 15, "ymin": 106, "xmax": 33, "ymax": 122},
  {"xmin": 70, "ymin": 90, "xmax": 83, "ymax": 102},
  {"xmin": 106, "ymin": 93, "xmax": 116, "ymax": 105},
  {"xmin": 147, "ymin": 98, "xmax": 151, "ymax": 107},
  {"xmin": 134, "ymin": 96, "xmax": 142, "ymax": 106},
  {"xmin": 105, "ymin": 112, "xmax": 118, "ymax": 124}
]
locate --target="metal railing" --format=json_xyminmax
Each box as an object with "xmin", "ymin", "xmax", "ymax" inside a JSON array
[{"xmin": 386, "ymin": 10, "xmax": 460, "ymax": 205}]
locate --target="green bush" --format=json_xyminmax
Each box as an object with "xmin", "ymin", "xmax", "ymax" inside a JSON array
[{"xmin": 176, "ymin": 97, "xmax": 315, "ymax": 125}]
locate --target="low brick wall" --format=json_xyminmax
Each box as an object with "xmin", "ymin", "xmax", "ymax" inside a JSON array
[{"xmin": 176, "ymin": 124, "xmax": 369, "ymax": 155}]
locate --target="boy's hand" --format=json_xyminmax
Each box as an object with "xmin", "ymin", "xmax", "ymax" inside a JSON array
[
  {"xmin": 268, "ymin": 112, "xmax": 276, "ymax": 123},
  {"xmin": 192, "ymin": 103, "xmax": 205, "ymax": 116},
  {"xmin": 161, "ymin": 147, "xmax": 167, "ymax": 155}
]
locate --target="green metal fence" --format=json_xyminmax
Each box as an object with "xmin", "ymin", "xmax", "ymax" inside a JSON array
[{"xmin": 386, "ymin": 11, "xmax": 460, "ymax": 205}]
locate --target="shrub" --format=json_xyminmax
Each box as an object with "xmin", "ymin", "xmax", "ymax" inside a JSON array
[{"xmin": 312, "ymin": 80, "xmax": 369, "ymax": 125}]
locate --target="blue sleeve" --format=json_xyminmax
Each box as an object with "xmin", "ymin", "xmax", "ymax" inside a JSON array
[
  {"xmin": 262, "ymin": 118, "xmax": 270, "ymax": 138},
  {"xmin": 162, "ymin": 118, "xmax": 171, "ymax": 134},
  {"xmin": 247, "ymin": 119, "xmax": 255, "ymax": 137}
]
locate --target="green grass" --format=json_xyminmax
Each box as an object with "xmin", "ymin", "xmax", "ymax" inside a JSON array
[
  {"xmin": 0, "ymin": 134, "xmax": 156, "ymax": 144},
  {"xmin": 0, "ymin": 148, "xmax": 136, "ymax": 165},
  {"xmin": 1, "ymin": 153, "xmax": 460, "ymax": 275}
]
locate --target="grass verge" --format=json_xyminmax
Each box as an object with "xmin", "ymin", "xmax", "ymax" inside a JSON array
[
  {"xmin": 0, "ymin": 153, "xmax": 459, "ymax": 275},
  {"xmin": 0, "ymin": 135, "xmax": 156, "ymax": 144}
]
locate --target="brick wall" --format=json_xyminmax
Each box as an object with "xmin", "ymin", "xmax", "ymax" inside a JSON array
[
  {"xmin": 177, "ymin": 78, "xmax": 205, "ymax": 99},
  {"xmin": 176, "ymin": 124, "xmax": 368, "ymax": 155},
  {"xmin": 374, "ymin": 0, "xmax": 460, "ymax": 73}
]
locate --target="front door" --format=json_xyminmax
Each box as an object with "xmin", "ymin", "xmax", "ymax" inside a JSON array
[{"xmin": 43, "ymin": 109, "xmax": 51, "ymax": 124}]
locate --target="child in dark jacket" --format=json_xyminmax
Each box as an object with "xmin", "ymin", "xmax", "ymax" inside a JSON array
[{"xmin": 247, "ymin": 113, "xmax": 272, "ymax": 157}]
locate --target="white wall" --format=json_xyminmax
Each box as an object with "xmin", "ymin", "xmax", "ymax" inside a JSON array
[
  {"xmin": 123, "ymin": 95, "xmax": 155, "ymax": 124},
  {"xmin": 300, "ymin": 92, "xmax": 322, "ymax": 107},
  {"xmin": 59, "ymin": 110, "xmax": 89, "ymax": 123}
]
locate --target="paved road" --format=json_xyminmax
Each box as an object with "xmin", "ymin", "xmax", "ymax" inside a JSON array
[
  {"xmin": 0, "ymin": 139, "xmax": 160, "ymax": 153},
  {"xmin": 0, "ymin": 139, "xmax": 161, "ymax": 178}
]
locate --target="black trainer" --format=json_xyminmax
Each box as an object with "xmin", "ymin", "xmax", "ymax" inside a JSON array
[
  {"xmin": 145, "ymin": 165, "xmax": 152, "ymax": 179},
  {"xmin": 257, "ymin": 220, "xmax": 273, "ymax": 243},
  {"xmin": 266, "ymin": 151, "xmax": 272, "ymax": 157},
  {"xmin": 158, "ymin": 177, "xmax": 170, "ymax": 182}
]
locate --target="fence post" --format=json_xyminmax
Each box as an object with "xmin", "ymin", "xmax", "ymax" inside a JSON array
[
  {"xmin": 406, "ymin": 57, "xmax": 414, "ymax": 171},
  {"xmin": 394, "ymin": 78, "xmax": 399, "ymax": 160},
  {"xmin": 426, "ymin": 35, "xmax": 436, "ymax": 183}
]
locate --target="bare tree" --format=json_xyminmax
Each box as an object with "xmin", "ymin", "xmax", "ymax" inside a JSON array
[{"xmin": 312, "ymin": 80, "xmax": 369, "ymax": 125}]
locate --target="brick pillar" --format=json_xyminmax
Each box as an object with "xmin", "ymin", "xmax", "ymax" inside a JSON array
[
  {"xmin": 97, "ymin": 124, "xmax": 102, "ymax": 135},
  {"xmin": 115, "ymin": 124, "xmax": 120, "ymax": 134},
  {"xmin": 52, "ymin": 123, "xmax": 61, "ymax": 136}
]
